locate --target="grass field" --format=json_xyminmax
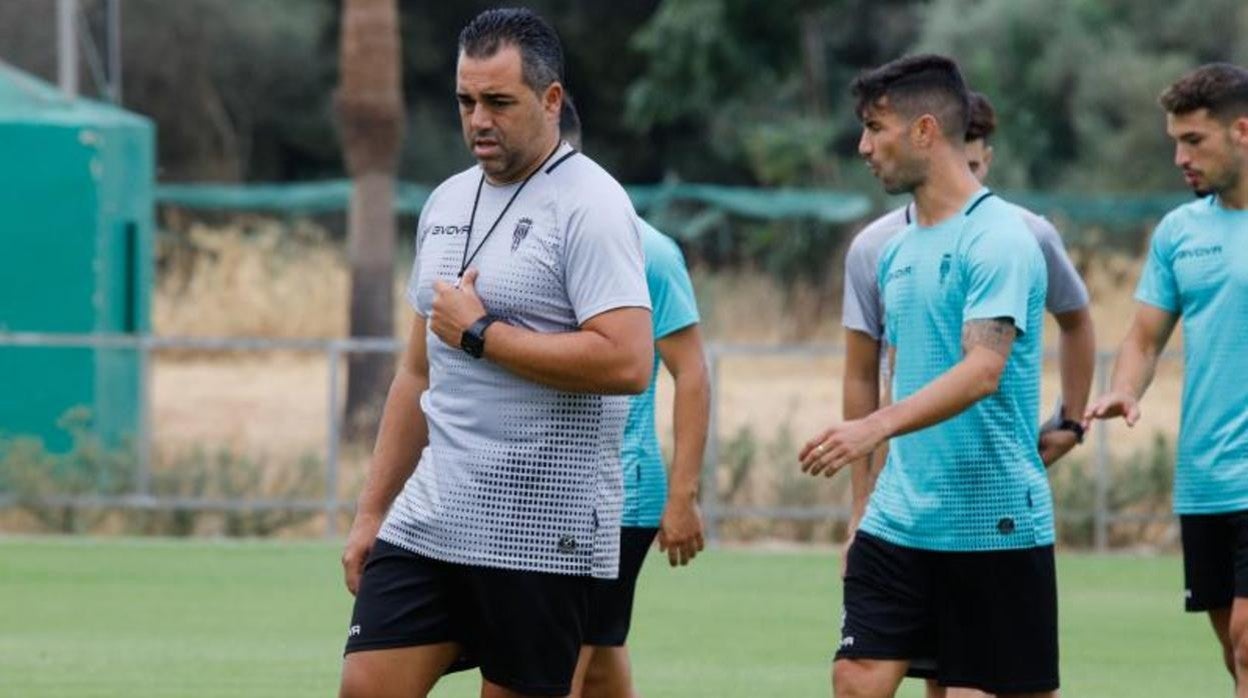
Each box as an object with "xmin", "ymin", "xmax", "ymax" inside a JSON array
[{"xmin": 0, "ymin": 538, "xmax": 1227, "ymax": 697}]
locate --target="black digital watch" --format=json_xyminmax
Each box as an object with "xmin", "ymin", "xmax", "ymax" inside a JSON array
[{"xmin": 460, "ymin": 314, "xmax": 501, "ymax": 359}]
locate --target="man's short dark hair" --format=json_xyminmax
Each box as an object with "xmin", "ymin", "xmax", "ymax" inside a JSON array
[
  {"xmin": 965, "ymin": 91, "xmax": 997, "ymax": 143},
  {"xmin": 560, "ymin": 94, "xmax": 582, "ymax": 147},
  {"xmin": 459, "ymin": 8, "xmax": 564, "ymax": 93},
  {"xmin": 850, "ymin": 54, "xmax": 971, "ymax": 141},
  {"xmin": 1160, "ymin": 63, "xmax": 1248, "ymax": 122}
]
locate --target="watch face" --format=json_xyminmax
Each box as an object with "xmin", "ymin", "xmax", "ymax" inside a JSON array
[{"xmin": 461, "ymin": 330, "xmax": 485, "ymax": 358}]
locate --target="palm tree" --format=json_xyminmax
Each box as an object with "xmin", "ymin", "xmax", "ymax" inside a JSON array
[{"xmin": 334, "ymin": 0, "xmax": 405, "ymax": 438}]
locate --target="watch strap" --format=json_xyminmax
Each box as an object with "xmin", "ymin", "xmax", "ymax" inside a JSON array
[
  {"xmin": 1056, "ymin": 418, "xmax": 1085, "ymax": 444},
  {"xmin": 461, "ymin": 314, "xmax": 501, "ymax": 358}
]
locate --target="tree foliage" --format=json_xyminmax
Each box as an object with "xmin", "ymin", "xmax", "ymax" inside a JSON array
[
  {"xmin": 916, "ymin": 0, "xmax": 1248, "ymax": 191},
  {"xmin": 3, "ymin": 0, "xmax": 1243, "ymax": 193}
]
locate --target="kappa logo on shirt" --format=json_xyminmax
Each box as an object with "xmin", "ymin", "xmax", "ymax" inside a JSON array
[{"xmin": 512, "ymin": 217, "xmax": 533, "ymax": 251}]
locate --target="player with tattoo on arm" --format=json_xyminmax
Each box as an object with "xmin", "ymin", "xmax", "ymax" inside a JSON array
[
  {"xmin": 838, "ymin": 91, "xmax": 1093, "ymax": 697},
  {"xmin": 800, "ymin": 55, "xmax": 1057, "ymax": 698}
]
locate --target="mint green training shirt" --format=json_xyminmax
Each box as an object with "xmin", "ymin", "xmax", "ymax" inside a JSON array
[
  {"xmin": 1136, "ymin": 195, "xmax": 1248, "ymax": 515},
  {"xmin": 860, "ymin": 190, "xmax": 1053, "ymax": 551}
]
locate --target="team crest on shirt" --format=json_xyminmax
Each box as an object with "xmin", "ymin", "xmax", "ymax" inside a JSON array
[
  {"xmin": 511, "ymin": 217, "xmax": 533, "ymax": 251},
  {"xmin": 939, "ymin": 252, "xmax": 953, "ymax": 284}
]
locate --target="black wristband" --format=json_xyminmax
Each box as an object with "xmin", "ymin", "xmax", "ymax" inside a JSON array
[
  {"xmin": 460, "ymin": 314, "xmax": 501, "ymax": 359},
  {"xmin": 1056, "ymin": 418, "xmax": 1085, "ymax": 444}
]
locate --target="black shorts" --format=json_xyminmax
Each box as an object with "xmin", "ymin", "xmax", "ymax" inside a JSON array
[
  {"xmin": 836, "ymin": 531, "xmax": 1059, "ymax": 694},
  {"xmin": 344, "ymin": 539, "xmax": 591, "ymax": 697},
  {"xmin": 585, "ymin": 526, "xmax": 658, "ymax": 646},
  {"xmin": 1180, "ymin": 510, "xmax": 1248, "ymax": 612}
]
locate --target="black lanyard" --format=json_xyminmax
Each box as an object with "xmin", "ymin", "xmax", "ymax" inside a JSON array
[{"xmin": 459, "ymin": 142, "xmax": 563, "ymax": 278}]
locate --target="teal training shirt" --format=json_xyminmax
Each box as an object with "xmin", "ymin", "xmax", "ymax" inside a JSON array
[
  {"xmin": 1135, "ymin": 195, "xmax": 1248, "ymax": 515},
  {"xmin": 859, "ymin": 189, "xmax": 1053, "ymax": 551},
  {"xmin": 620, "ymin": 221, "xmax": 701, "ymax": 527}
]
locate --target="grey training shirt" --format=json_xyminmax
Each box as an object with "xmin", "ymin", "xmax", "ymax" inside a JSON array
[
  {"xmin": 380, "ymin": 143, "xmax": 651, "ymax": 579},
  {"xmin": 843, "ymin": 201, "xmax": 1089, "ymax": 341}
]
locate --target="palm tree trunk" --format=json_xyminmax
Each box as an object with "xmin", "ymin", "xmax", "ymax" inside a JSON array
[{"xmin": 334, "ymin": 0, "xmax": 405, "ymax": 439}]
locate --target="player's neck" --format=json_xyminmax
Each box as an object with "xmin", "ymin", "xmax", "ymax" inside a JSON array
[
  {"xmin": 911, "ymin": 159, "xmax": 982, "ymax": 227},
  {"xmin": 1216, "ymin": 174, "xmax": 1248, "ymax": 210}
]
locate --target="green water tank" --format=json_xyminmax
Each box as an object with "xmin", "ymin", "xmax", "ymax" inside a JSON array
[{"xmin": 0, "ymin": 61, "xmax": 154, "ymax": 452}]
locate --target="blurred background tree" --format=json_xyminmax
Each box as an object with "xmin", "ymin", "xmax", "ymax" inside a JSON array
[
  {"xmin": 3, "ymin": 0, "xmax": 1246, "ymax": 296},
  {"xmin": 334, "ymin": 0, "xmax": 405, "ymax": 435},
  {"xmin": 4, "ymin": 0, "xmax": 1243, "ymax": 192}
]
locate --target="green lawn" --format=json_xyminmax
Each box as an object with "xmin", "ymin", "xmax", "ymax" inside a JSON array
[{"xmin": 0, "ymin": 538, "xmax": 1229, "ymax": 697}]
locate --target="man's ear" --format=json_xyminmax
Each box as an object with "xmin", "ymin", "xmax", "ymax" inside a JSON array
[
  {"xmin": 911, "ymin": 113, "xmax": 940, "ymax": 148},
  {"xmin": 544, "ymin": 81, "xmax": 564, "ymax": 118},
  {"xmin": 1231, "ymin": 115, "xmax": 1248, "ymax": 148}
]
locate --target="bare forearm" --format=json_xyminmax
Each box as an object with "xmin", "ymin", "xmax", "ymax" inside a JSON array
[
  {"xmin": 1110, "ymin": 336, "xmax": 1161, "ymax": 401},
  {"xmin": 843, "ymin": 376, "xmax": 880, "ymax": 521},
  {"xmin": 869, "ymin": 353, "xmax": 998, "ymax": 441},
  {"xmin": 669, "ymin": 367, "xmax": 710, "ymax": 500},
  {"xmin": 1057, "ymin": 310, "xmax": 1096, "ymax": 417},
  {"xmin": 355, "ymin": 371, "xmax": 428, "ymax": 519},
  {"xmin": 481, "ymin": 322, "xmax": 652, "ymax": 394}
]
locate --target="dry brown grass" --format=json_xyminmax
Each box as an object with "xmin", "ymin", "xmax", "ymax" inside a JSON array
[
  {"xmin": 145, "ymin": 219, "xmax": 1182, "ymax": 540},
  {"xmin": 153, "ymin": 219, "xmax": 1156, "ymax": 349},
  {"xmin": 155, "ymin": 219, "xmax": 413, "ymax": 340}
]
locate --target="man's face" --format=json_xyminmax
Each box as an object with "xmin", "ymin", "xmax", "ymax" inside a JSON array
[
  {"xmin": 1166, "ymin": 108, "xmax": 1246, "ymax": 196},
  {"xmin": 857, "ymin": 98, "xmax": 927, "ymax": 195},
  {"xmin": 457, "ymin": 44, "xmax": 559, "ymax": 183},
  {"xmin": 965, "ymin": 138, "xmax": 993, "ymax": 182}
]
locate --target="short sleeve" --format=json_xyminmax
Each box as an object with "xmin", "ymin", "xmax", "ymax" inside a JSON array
[
  {"xmin": 1029, "ymin": 216, "xmax": 1089, "ymax": 314},
  {"xmin": 961, "ymin": 226, "xmax": 1040, "ymax": 334},
  {"xmin": 644, "ymin": 229, "xmax": 700, "ymax": 339},
  {"xmin": 843, "ymin": 232, "xmax": 884, "ymax": 339},
  {"xmin": 879, "ymin": 245, "xmax": 899, "ymax": 347},
  {"xmin": 1134, "ymin": 217, "xmax": 1180, "ymax": 313},
  {"xmin": 563, "ymin": 190, "xmax": 651, "ymax": 325},
  {"xmin": 406, "ymin": 191, "xmax": 438, "ymax": 316}
]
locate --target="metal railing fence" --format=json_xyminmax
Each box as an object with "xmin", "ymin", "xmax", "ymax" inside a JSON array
[{"xmin": 0, "ymin": 332, "xmax": 1178, "ymax": 549}]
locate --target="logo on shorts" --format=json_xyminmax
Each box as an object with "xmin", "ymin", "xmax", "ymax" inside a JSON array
[
  {"xmin": 839, "ymin": 636, "xmax": 855, "ymax": 648},
  {"xmin": 511, "ymin": 217, "xmax": 533, "ymax": 252},
  {"xmin": 557, "ymin": 534, "xmax": 577, "ymax": 553},
  {"xmin": 348, "ymin": 624, "xmax": 361, "ymax": 638}
]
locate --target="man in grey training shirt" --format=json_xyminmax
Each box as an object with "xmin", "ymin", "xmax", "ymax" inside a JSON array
[
  {"xmin": 835, "ymin": 90, "xmax": 1095, "ymax": 697},
  {"xmin": 338, "ymin": 9, "xmax": 653, "ymax": 698}
]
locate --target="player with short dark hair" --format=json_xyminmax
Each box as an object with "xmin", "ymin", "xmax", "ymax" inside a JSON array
[
  {"xmin": 839, "ymin": 87, "xmax": 1093, "ymax": 698},
  {"xmin": 802, "ymin": 54, "xmax": 1058, "ymax": 697},
  {"xmin": 337, "ymin": 8, "xmax": 653, "ymax": 698},
  {"xmin": 1087, "ymin": 62, "xmax": 1248, "ymax": 696}
]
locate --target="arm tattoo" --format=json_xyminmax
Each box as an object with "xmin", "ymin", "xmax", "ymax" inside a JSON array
[{"xmin": 962, "ymin": 317, "xmax": 1017, "ymax": 358}]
